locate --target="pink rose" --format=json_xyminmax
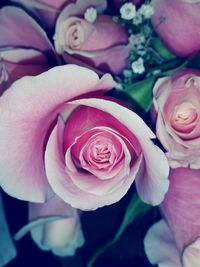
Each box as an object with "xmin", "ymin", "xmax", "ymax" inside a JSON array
[
  {"xmin": 151, "ymin": 0, "xmax": 200, "ymax": 57},
  {"xmin": 152, "ymin": 69, "xmax": 200, "ymax": 169},
  {"xmin": 15, "ymin": 196, "xmax": 84, "ymax": 256},
  {"xmin": 145, "ymin": 167, "xmax": 200, "ymax": 267},
  {"xmin": 54, "ymin": 0, "xmax": 131, "ymax": 75},
  {"xmin": 11, "ymin": 0, "xmax": 75, "ymax": 28},
  {"xmin": 0, "ymin": 6, "xmax": 57, "ymax": 95},
  {"xmin": 0, "ymin": 64, "xmax": 169, "ymax": 210}
]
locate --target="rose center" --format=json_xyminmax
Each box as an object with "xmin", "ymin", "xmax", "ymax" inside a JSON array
[
  {"xmin": 90, "ymin": 140, "xmax": 112, "ymax": 164},
  {"xmin": 66, "ymin": 22, "xmax": 84, "ymax": 50},
  {"xmin": 170, "ymin": 102, "xmax": 198, "ymax": 133}
]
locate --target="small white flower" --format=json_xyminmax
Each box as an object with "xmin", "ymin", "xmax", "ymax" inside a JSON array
[
  {"xmin": 120, "ymin": 3, "xmax": 136, "ymax": 20},
  {"xmin": 115, "ymin": 83, "xmax": 124, "ymax": 90},
  {"xmin": 132, "ymin": 12, "xmax": 143, "ymax": 25},
  {"xmin": 129, "ymin": 33, "xmax": 146, "ymax": 47},
  {"xmin": 152, "ymin": 69, "xmax": 161, "ymax": 75},
  {"xmin": 131, "ymin": 58, "xmax": 145, "ymax": 74},
  {"xmin": 123, "ymin": 69, "xmax": 132, "ymax": 78},
  {"xmin": 138, "ymin": 4, "xmax": 154, "ymax": 19},
  {"xmin": 84, "ymin": 7, "xmax": 97, "ymax": 23}
]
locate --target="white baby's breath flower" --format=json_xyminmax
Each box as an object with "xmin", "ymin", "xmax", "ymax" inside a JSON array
[
  {"xmin": 115, "ymin": 83, "xmax": 124, "ymax": 90},
  {"xmin": 84, "ymin": 7, "xmax": 97, "ymax": 23},
  {"xmin": 132, "ymin": 12, "xmax": 143, "ymax": 25},
  {"xmin": 123, "ymin": 69, "xmax": 132, "ymax": 78},
  {"xmin": 120, "ymin": 3, "xmax": 136, "ymax": 20},
  {"xmin": 129, "ymin": 33, "xmax": 146, "ymax": 47},
  {"xmin": 131, "ymin": 58, "xmax": 145, "ymax": 74},
  {"xmin": 139, "ymin": 4, "xmax": 154, "ymax": 19}
]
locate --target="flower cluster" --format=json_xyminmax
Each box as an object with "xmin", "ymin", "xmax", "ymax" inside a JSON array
[{"xmin": 1, "ymin": 0, "xmax": 200, "ymax": 266}]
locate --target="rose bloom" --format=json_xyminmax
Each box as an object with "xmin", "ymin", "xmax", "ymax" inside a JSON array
[
  {"xmin": 151, "ymin": 0, "xmax": 200, "ymax": 57},
  {"xmin": 15, "ymin": 196, "xmax": 84, "ymax": 256},
  {"xmin": 11, "ymin": 0, "xmax": 75, "ymax": 28},
  {"xmin": 54, "ymin": 0, "xmax": 131, "ymax": 75},
  {"xmin": 152, "ymin": 69, "xmax": 200, "ymax": 169},
  {"xmin": 145, "ymin": 167, "xmax": 200, "ymax": 267},
  {"xmin": 0, "ymin": 65, "xmax": 169, "ymax": 210},
  {"xmin": 0, "ymin": 6, "xmax": 57, "ymax": 95}
]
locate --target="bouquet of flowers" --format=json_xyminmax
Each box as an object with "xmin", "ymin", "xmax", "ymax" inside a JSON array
[{"xmin": 0, "ymin": 0, "xmax": 200, "ymax": 266}]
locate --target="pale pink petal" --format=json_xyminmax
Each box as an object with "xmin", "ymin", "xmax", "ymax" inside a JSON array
[
  {"xmin": 182, "ymin": 238, "xmax": 200, "ymax": 267},
  {"xmin": 161, "ymin": 168, "xmax": 200, "ymax": 252},
  {"xmin": 144, "ymin": 219, "xmax": 182, "ymax": 267},
  {"xmin": 0, "ymin": 65, "xmax": 115, "ymax": 202}
]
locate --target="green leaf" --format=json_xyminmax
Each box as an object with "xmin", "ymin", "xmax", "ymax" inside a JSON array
[
  {"xmin": 86, "ymin": 193, "xmax": 151, "ymax": 267},
  {"xmin": 124, "ymin": 58, "xmax": 190, "ymax": 112},
  {"xmin": 150, "ymin": 37, "xmax": 176, "ymax": 60},
  {"xmin": 124, "ymin": 76, "xmax": 157, "ymax": 112}
]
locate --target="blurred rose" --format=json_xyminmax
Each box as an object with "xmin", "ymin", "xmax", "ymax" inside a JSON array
[
  {"xmin": 145, "ymin": 167, "xmax": 200, "ymax": 267},
  {"xmin": 15, "ymin": 196, "xmax": 84, "ymax": 256},
  {"xmin": 11, "ymin": 0, "xmax": 75, "ymax": 28},
  {"xmin": 152, "ymin": 69, "xmax": 200, "ymax": 169},
  {"xmin": 151, "ymin": 0, "xmax": 200, "ymax": 57},
  {"xmin": 0, "ymin": 6, "xmax": 57, "ymax": 95},
  {"xmin": 113, "ymin": 0, "xmax": 143, "ymax": 8},
  {"xmin": 54, "ymin": 0, "xmax": 131, "ymax": 75},
  {"xmin": 0, "ymin": 64, "xmax": 169, "ymax": 210}
]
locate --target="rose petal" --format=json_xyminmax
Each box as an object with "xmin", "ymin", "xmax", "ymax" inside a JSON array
[
  {"xmin": 0, "ymin": 65, "xmax": 115, "ymax": 202},
  {"xmin": 182, "ymin": 238, "xmax": 200, "ymax": 267},
  {"xmin": 0, "ymin": 7, "xmax": 54, "ymax": 55},
  {"xmin": 144, "ymin": 219, "xmax": 182, "ymax": 267}
]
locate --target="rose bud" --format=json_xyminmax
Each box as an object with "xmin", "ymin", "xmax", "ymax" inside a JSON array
[
  {"xmin": 11, "ymin": 0, "xmax": 75, "ymax": 29},
  {"xmin": 15, "ymin": 196, "xmax": 84, "ymax": 256},
  {"xmin": 0, "ymin": 64, "xmax": 169, "ymax": 210},
  {"xmin": 0, "ymin": 6, "xmax": 57, "ymax": 95},
  {"xmin": 151, "ymin": 0, "xmax": 200, "ymax": 57},
  {"xmin": 152, "ymin": 69, "xmax": 200, "ymax": 169},
  {"xmin": 54, "ymin": 0, "xmax": 131, "ymax": 75},
  {"xmin": 145, "ymin": 167, "xmax": 200, "ymax": 267}
]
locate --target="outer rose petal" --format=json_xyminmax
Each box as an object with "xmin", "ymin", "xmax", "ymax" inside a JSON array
[
  {"xmin": 151, "ymin": 0, "xmax": 200, "ymax": 56},
  {"xmin": 183, "ymin": 238, "xmax": 200, "ymax": 267},
  {"xmin": 0, "ymin": 7, "xmax": 55, "ymax": 58},
  {"xmin": 0, "ymin": 65, "xmax": 115, "ymax": 202},
  {"xmin": 15, "ymin": 196, "xmax": 84, "ymax": 257},
  {"xmin": 45, "ymin": 98, "xmax": 169, "ymax": 208},
  {"xmin": 161, "ymin": 168, "xmax": 200, "ymax": 252},
  {"xmin": 144, "ymin": 220, "xmax": 182, "ymax": 267},
  {"xmin": 29, "ymin": 196, "xmax": 84, "ymax": 256}
]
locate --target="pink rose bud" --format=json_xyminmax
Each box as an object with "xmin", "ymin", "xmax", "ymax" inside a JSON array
[
  {"xmin": 0, "ymin": 64, "xmax": 169, "ymax": 210},
  {"xmin": 144, "ymin": 167, "xmax": 200, "ymax": 267},
  {"xmin": 11, "ymin": 0, "xmax": 75, "ymax": 28},
  {"xmin": 54, "ymin": 0, "xmax": 131, "ymax": 74},
  {"xmin": 152, "ymin": 69, "xmax": 200, "ymax": 169},
  {"xmin": 151, "ymin": 0, "xmax": 200, "ymax": 57},
  {"xmin": 15, "ymin": 196, "xmax": 84, "ymax": 256},
  {"xmin": 0, "ymin": 6, "xmax": 57, "ymax": 95}
]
